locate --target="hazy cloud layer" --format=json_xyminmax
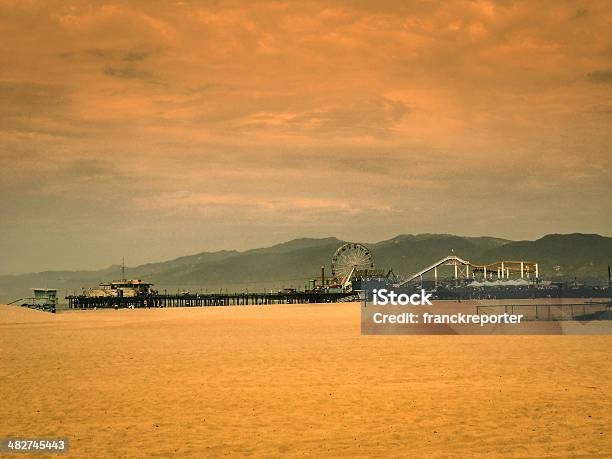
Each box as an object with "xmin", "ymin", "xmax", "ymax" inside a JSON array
[{"xmin": 0, "ymin": 0, "xmax": 611, "ymax": 273}]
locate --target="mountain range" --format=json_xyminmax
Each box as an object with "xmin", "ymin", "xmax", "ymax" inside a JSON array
[{"xmin": 1, "ymin": 233, "xmax": 610, "ymax": 303}]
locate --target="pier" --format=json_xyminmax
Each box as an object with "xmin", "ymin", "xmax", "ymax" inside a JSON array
[
  {"xmin": 66, "ymin": 291, "xmax": 358, "ymax": 309},
  {"xmin": 476, "ymin": 302, "xmax": 611, "ymax": 321}
]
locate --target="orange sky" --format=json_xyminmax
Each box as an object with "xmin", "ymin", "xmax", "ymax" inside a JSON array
[{"xmin": 0, "ymin": 0, "xmax": 611, "ymax": 273}]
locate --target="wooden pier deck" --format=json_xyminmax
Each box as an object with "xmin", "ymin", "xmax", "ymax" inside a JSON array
[{"xmin": 66, "ymin": 291, "xmax": 357, "ymax": 309}]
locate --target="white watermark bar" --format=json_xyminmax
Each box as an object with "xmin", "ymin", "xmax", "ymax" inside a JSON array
[{"xmin": 361, "ymin": 290, "xmax": 612, "ymax": 335}]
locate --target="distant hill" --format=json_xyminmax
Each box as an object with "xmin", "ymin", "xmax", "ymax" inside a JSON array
[
  {"xmin": 0, "ymin": 233, "xmax": 610, "ymax": 303},
  {"xmin": 482, "ymin": 233, "xmax": 612, "ymax": 279},
  {"xmin": 370, "ymin": 234, "xmax": 510, "ymax": 276},
  {"xmin": 127, "ymin": 250, "xmax": 240, "ymax": 277}
]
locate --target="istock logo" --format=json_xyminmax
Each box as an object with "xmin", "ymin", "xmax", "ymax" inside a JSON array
[{"xmin": 372, "ymin": 289, "xmax": 433, "ymax": 306}]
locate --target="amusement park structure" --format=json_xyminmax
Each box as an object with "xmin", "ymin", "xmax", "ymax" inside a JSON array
[
  {"xmin": 325, "ymin": 243, "xmax": 540, "ymax": 290},
  {"xmin": 348, "ymin": 245, "xmax": 609, "ymax": 300},
  {"xmin": 287, "ymin": 242, "xmax": 544, "ymax": 293},
  {"xmin": 330, "ymin": 242, "xmax": 377, "ymax": 289},
  {"xmin": 396, "ymin": 253, "xmax": 539, "ymax": 287}
]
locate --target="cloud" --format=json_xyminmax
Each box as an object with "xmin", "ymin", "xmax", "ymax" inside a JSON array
[
  {"xmin": 63, "ymin": 158, "xmax": 120, "ymax": 179},
  {"xmin": 587, "ymin": 70, "xmax": 612, "ymax": 83},
  {"xmin": 122, "ymin": 51, "xmax": 151, "ymax": 62},
  {"xmin": 592, "ymin": 104, "xmax": 612, "ymax": 115},
  {"xmin": 232, "ymin": 96, "xmax": 408, "ymax": 138},
  {"xmin": 0, "ymin": 0, "xmax": 611, "ymax": 273},
  {"xmin": 290, "ymin": 96, "xmax": 409, "ymax": 136},
  {"xmin": 103, "ymin": 65, "xmax": 161, "ymax": 84},
  {"xmin": 61, "ymin": 48, "xmax": 154, "ymax": 62},
  {"xmin": 572, "ymin": 8, "xmax": 589, "ymax": 19},
  {"xmin": 0, "ymin": 81, "xmax": 68, "ymax": 112},
  {"xmin": 0, "ymin": 81, "xmax": 74, "ymax": 136}
]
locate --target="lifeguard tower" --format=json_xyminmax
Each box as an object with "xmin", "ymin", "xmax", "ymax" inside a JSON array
[{"xmin": 30, "ymin": 288, "xmax": 58, "ymax": 313}]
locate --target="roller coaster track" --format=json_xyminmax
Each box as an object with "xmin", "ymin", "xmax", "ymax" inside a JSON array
[
  {"xmin": 395, "ymin": 255, "xmax": 539, "ymax": 287},
  {"xmin": 396, "ymin": 255, "xmax": 471, "ymax": 286}
]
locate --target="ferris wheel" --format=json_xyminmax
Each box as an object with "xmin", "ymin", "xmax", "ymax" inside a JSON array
[{"xmin": 331, "ymin": 243, "xmax": 374, "ymax": 280}]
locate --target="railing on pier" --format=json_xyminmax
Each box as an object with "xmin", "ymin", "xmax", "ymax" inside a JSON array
[
  {"xmin": 476, "ymin": 302, "xmax": 611, "ymax": 321},
  {"xmin": 66, "ymin": 291, "xmax": 358, "ymax": 309}
]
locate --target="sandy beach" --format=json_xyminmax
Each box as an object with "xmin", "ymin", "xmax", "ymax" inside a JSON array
[{"xmin": 1, "ymin": 302, "xmax": 611, "ymax": 457}]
